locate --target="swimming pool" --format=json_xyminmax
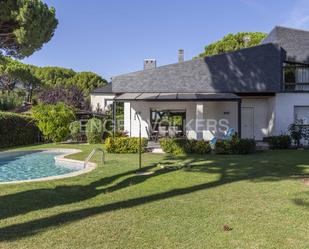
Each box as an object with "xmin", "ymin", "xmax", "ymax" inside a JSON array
[{"xmin": 0, "ymin": 149, "xmax": 95, "ymax": 183}]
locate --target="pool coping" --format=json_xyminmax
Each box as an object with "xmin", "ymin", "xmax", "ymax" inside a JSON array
[{"xmin": 0, "ymin": 148, "xmax": 97, "ymax": 185}]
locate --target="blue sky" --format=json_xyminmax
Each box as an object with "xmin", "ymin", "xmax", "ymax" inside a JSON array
[{"xmin": 22, "ymin": 0, "xmax": 309, "ymax": 81}]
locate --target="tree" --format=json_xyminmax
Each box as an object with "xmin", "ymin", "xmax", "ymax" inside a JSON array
[
  {"xmin": 67, "ymin": 72, "xmax": 108, "ymax": 95},
  {"xmin": 195, "ymin": 32, "xmax": 267, "ymax": 58},
  {"xmin": 0, "ymin": 0, "xmax": 58, "ymax": 58},
  {"xmin": 33, "ymin": 66, "xmax": 76, "ymax": 86},
  {"xmin": 0, "ymin": 58, "xmax": 25, "ymax": 91},
  {"xmin": 0, "ymin": 58, "xmax": 39, "ymax": 101},
  {"xmin": 31, "ymin": 102, "xmax": 75, "ymax": 143},
  {"xmin": 38, "ymin": 85, "xmax": 89, "ymax": 110}
]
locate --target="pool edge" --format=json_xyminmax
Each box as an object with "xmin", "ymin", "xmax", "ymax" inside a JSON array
[{"xmin": 0, "ymin": 148, "xmax": 97, "ymax": 185}]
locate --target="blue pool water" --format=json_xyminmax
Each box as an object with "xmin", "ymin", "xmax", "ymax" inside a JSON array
[{"xmin": 0, "ymin": 151, "xmax": 80, "ymax": 182}]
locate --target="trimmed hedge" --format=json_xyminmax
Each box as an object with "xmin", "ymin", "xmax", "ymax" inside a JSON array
[
  {"xmin": 105, "ymin": 137, "xmax": 148, "ymax": 153},
  {"xmin": 160, "ymin": 138, "xmax": 211, "ymax": 155},
  {"xmin": 263, "ymin": 135, "xmax": 291, "ymax": 149},
  {"xmin": 215, "ymin": 135, "xmax": 256, "ymax": 154},
  {"xmin": 0, "ymin": 112, "xmax": 40, "ymax": 148}
]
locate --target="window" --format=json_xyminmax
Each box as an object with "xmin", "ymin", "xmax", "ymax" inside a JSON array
[
  {"xmin": 284, "ymin": 63, "xmax": 309, "ymax": 91},
  {"xmin": 294, "ymin": 106, "xmax": 309, "ymax": 125},
  {"xmin": 104, "ymin": 99, "xmax": 114, "ymax": 110}
]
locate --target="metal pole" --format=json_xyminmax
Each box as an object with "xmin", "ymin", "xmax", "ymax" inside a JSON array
[
  {"xmin": 113, "ymin": 101, "xmax": 117, "ymax": 138},
  {"xmin": 139, "ymin": 117, "xmax": 142, "ymax": 170},
  {"xmin": 238, "ymin": 99, "xmax": 242, "ymax": 138}
]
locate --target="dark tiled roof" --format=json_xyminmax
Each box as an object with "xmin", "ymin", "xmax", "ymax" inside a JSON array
[
  {"xmin": 91, "ymin": 83, "xmax": 113, "ymax": 93},
  {"xmin": 262, "ymin": 26, "xmax": 309, "ymax": 64},
  {"xmin": 112, "ymin": 43, "xmax": 284, "ymax": 93}
]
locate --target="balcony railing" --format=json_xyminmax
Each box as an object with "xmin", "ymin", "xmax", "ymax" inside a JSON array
[
  {"xmin": 284, "ymin": 63, "xmax": 309, "ymax": 91},
  {"xmin": 284, "ymin": 82, "xmax": 309, "ymax": 91}
]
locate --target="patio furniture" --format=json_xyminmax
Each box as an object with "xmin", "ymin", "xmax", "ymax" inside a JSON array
[
  {"xmin": 168, "ymin": 126, "xmax": 178, "ymax": 137},
  {"xmin": 210, "ymin": 128, "xmax": 235, "ymax": 148},
  {"xmin": 146, "ymin": 126, "xmax": 158, "ymax": 141},
  {"xmin": 158, "ymin": 126, "xmax": 168, "ymax": 137}
]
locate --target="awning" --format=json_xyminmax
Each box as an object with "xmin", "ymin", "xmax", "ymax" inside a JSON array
[{"xmin": 115, "ymin": 92, "xmax": 241, "ymax": 101}]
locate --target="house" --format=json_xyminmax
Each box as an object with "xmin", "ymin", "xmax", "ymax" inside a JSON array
[{"xmin": 91, "ymin": 26, "xmax": 309, "ymax": 141}]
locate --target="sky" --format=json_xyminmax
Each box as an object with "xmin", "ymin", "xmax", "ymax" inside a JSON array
[{"xmin": 22, "ymin": 0, "xmax": 309, "ymax": 81}]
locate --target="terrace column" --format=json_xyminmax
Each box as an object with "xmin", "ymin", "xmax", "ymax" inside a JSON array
[{"xmin": 195, "ymin": 103, "xmax": 204, "ymax": 140}]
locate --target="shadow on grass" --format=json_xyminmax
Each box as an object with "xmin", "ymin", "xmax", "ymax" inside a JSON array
[{"xmin": 0, "ymin": 150, "xmax": 309, "ymax": 241}]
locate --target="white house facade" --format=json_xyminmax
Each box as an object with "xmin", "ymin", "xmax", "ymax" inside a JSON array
[{"xmin": 91, "ymin": 26, "xmax": 309, "ymax": 141}]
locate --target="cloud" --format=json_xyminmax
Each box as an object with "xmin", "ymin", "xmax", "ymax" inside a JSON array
[{"xmin": 284, "ymin": 0, "xmax": 309, "ymax": 29}]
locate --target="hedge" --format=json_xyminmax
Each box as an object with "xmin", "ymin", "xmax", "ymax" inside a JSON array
[
  {"xmin": 0, "ymin": 112, "xmax": 40, "ymax": 148},
  {"xmin": 215, "ymin": 136, "xmax": 256, "ymax": 154},
  {"xmin": 263, "ymin": 135, "xmax": 291, "ymax": 149},
  {"xmin": 159, "ymin": 138, "xmax": 211, "ymax": 155},
  {"xmin": 105, "ymin": 137, "xmax": 148, "ymax": 153}
]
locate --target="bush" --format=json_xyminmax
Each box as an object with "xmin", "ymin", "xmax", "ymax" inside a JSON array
[
  {"xmin": 159, "ymin": 138, "xmax": 211, "ymax": 155},
  {"xmin": 86, "ymin": 118, "xmax": 103, "ymax": 144},
  {"xmin": 0, "ymin": 112, "xmax": 40, "ymax": 148},
  {"xmin": 264, "ymin": 135, "xmax": 291, "ymax": 149},
  {"xmin": 215, "ymin": 140, "xmax": 231, "ymax": 154},
  {"xmin": 216, "ymin": 135, "xmax": 256, "ymax": 154},
  {"xmin": 69, "ymin": 121, "xmax": 81, "ymax": 141},
  {"xmin": 289, "ymin": 120, "xmax": 306, "ymax": 148},
  {"xmin": 31, "ymin": 103, "xmax": 75, "ymax": 143},
  {"xmin": 0, "ymin": 91, "xmax": 24, "ymax": 111},
  {"xmin": 105, "ymin": 137, "xmax": 148, "ymax": 153}
]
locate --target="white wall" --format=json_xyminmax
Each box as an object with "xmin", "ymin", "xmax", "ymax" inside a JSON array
[
  {"xmin": 241, "ymin": 98, "xmax": 274, "ymax": 140},
  {"xmin": 274, "ymin": 93, "xmax": 309, "ymax": 135},
  {"xmin": 90, "ymin": 93, "xmax": 115, "ymax": 112},
  {"xmin": 125, "ymin": 101, "xmax": 239, "ymax": 140}
]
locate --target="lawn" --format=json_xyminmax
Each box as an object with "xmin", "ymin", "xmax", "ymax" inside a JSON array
[{"xmin": 0, "ymin": 144, "xmax": 309, "ymax": 249}]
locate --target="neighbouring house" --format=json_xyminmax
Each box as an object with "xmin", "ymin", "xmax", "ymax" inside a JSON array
[{"xmin": 91, "ymin": 26, "xmax": 309, "ymax": 141}]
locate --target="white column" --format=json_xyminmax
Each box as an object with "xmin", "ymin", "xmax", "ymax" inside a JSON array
[
  {"xmin": 124, "ymin": 102, "xmax": 131, "ymax": 136},
  {"xmin": 195, "ymin": 103, "xmax": 204, "ymax": 140}
]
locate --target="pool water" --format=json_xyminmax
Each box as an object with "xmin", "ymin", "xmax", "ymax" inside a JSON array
[{"xmin": 0, "ymin": 151, "xmax": 80, "ymax": 182}]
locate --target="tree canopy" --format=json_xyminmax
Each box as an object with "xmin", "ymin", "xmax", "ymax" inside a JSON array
[
  {"xmin": 0, "ymin": 0, "xmax": 58, "ymax": 58},
  {"xmin": 195, "ymin": 32, "xmax": 267, "ymax": 58}
]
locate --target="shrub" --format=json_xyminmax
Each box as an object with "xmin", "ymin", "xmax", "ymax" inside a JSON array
[
  {"xmin": 289, "ymin": 120, "xmax": 306, "ymax": 148},
  {"xmin": 236, "ymin": 139, "xmax": 256, "ymax": 154},
  {"xmin": 215, "ymin": 140, "xmax": 231, "ymax": 154},
  {"xmin": 86, "ymin": 118, "xmax": 103, "ymax": 144},
  {"xmin": 216, "ymin": 136, "xmax": 256, "ymax": 154},
  {"xmin": 0, "ymin": 112, "xmax": 40, "ymax": 148},
  {"xmin": 0, "ymin": 91, "xmax": 24, "ymax": 111},
  {"xmin": 69, "ymin": 121, "xmax": 81, "ymax": 141},
  {"xmin": 105, "ymin": 137, "xmax": 148, "ymax": 153},
  {"xmin": 264, "ymin": 135, "xmax": 291, "ymax": 149},
  {"xmin": 31, "ymin": 103, "xmax": 75, "ymax": 143},
  {"xmin": 160, "ymin": 138, "xmax": 211, "ymax": 155}
]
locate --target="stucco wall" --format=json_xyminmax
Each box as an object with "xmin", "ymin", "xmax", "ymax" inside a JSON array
[
  {"xmin": 125, "ymin": 101, "xmax": 239, "ymax": 140},
  {"xmin": 90, "ymin": 93, "xmax": 115, "ymax": 112},
  {"xmin": 274, "ymin": 93, "xmax": 309, "ymax": 135},
  {"xmin": 242, "ymin": 98, "xmax": 274, "ymax": 140}
]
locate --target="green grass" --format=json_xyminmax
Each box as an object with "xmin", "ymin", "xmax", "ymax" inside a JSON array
[{"xmin": 0, "ymin": 144, "xmax": 309, "ymax": 249}]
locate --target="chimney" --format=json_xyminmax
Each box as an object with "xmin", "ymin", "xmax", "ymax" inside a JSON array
[
  {"xmin": 178, "ymin": 49, "xmax": 184, "ymax": 63},
  {"xmin": 143, "ymin": 59, "xmax": 156, "ymax": 70}
]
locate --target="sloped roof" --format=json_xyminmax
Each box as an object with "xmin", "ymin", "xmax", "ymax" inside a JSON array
[
  {"xmin": 115, "ymin": 92, "xmax": 240, "ymax": 101},
  {"xmin": 91, "ymin": 83, "xmax": 113, "ymax": 94},
  {"xmin": 112, "ymin": 43, "xmax": 284, "ymax": 93},
  {"xmin": 261, "ymin": 26, "xmax": 309, "ymax": 64}
]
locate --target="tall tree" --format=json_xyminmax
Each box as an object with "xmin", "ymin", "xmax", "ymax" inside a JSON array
[
  {"xmin": 67, "ymin": 72, "xmax": 108, "ymax": 95},
  {"xmin": 195, "ymin": 32, "xmax": 267, "ymax": 58},
  {"xmin": 0, "ymin": 0, "xmax": 58, "ymax": 58}
]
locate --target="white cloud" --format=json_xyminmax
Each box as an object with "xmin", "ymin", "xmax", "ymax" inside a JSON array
[{"xmin": 284, "ymin": 0, "xmax": 309, "ymax": 29}]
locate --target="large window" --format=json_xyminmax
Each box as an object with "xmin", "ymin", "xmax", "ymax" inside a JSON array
[{"xmin": 150, "ymin": 109, "xmax": 186, "ymax": 137}]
